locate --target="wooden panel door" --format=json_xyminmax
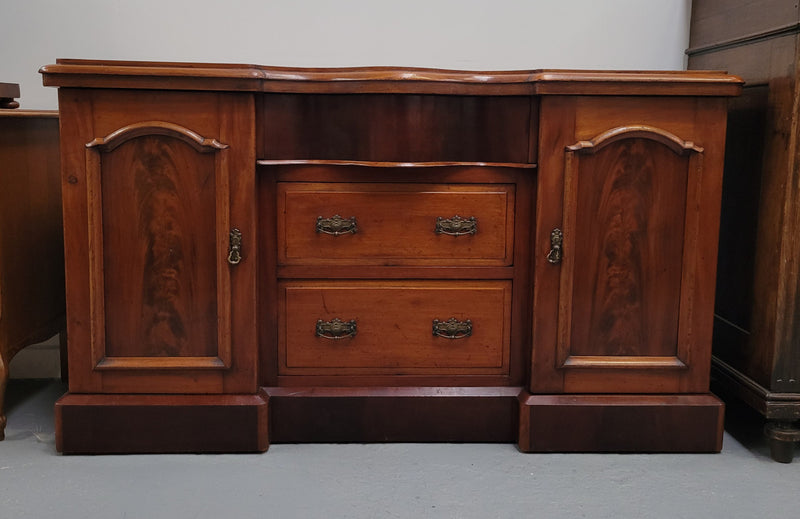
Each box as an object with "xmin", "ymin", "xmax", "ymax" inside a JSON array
[
  {"xmin": 532, "ymin": 96, "xmax": 727, "ymax": 394},
  {"xmin": 87, "ymin": 124, "xmax": 231, "ymax": 367},
  {"xmin": 59, "ymin": 90, "xmax": 257, "ymax": 394}
]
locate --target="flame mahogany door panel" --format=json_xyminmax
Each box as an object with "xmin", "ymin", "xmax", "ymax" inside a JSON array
[
  {"xmin": 58, "ymin": 89, "xmax": 257, "ymax": 394},
  {"xmin": 532, "ymin": 96, "xmax": 728, "ymax": 394}
]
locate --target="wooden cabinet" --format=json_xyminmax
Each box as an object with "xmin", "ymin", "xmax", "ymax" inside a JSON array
[
  {"xmin": 0, "ymin": 105, "xmax": 65, "ymax": 441},
  {"xmin": 688, "ymin": 0, "xmax": 800, "ymax": 462},
  {"xmin": 56, "ymin": 90, "xmax": 258, "ymax": 397},
  {"xmin": 521, "ymin": 96, "xmax": 731, "ymax": 452},
  {"xmin": 532, "ymin": 96, "xmax": 727, "ymax": 395},
  {"xmin": 41, "ymin": 60, "xmax": 740, "ymax": 454}
]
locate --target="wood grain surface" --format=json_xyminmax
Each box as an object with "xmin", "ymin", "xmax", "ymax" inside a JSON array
[
  {"xmin": 41, "ymin": 61, "xmax": 743, "ymax": 96},
  {"xmin": 0, "ymin": 111, "xmax": 65, "ymax": 440},
  {"xmin": 100, "ymin": 136, "xmax": 219, "ymax": 358},
  {"xmin": 277, "ymin": 182, "xmax": 515, "ymax": 266},
  {"xmin": 278, "ymin": 280, "xmax": 512, "ymax": 376},
  {"xmin": 259, "ymin": 94, "xmax": 532, "ymax": 163},
  {"xmin": 568, "ymin": 139, "xmax": 687, "ymax": 358}
]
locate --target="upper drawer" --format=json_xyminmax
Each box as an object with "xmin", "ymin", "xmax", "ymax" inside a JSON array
[{"xmin": 277, "ymin": 183, "xmax": 515, "ymax": 266}]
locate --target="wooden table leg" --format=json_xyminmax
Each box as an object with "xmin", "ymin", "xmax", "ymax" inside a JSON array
[{"xmin": 764, "ymin": 421, "xmax": 800, "ymax": 463}]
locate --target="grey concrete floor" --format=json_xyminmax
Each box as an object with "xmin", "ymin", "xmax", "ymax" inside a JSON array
[{"xmin": 1, "ymin": 380, "xmax": 798, "ymax": 519}]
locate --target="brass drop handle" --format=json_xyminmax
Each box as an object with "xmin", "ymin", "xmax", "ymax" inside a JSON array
[
  {"xmin": 317, "ymin": 215, "xmax": 357, "ymax": 236},
  {"xmin": 432, "ymin": 318, "xmax": 473, "ymax": 339},
  {"xmin": 316, "ymin": 318, "xmax": 357, "ymax": 340},
  {"xmin": 435, "ymin": 215, "xmax": 477, "ymax": 236},
  {"xmin": 227, "ymin": 228, "xmax": 242, "ymax": 265},
  {"xmin": 546, "ymin": 228, "xmax": 563, "ymax": 265}
]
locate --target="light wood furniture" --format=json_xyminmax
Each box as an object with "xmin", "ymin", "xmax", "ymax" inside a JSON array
[
  {"xmin": 40, "ymin": 60, "xmax": 741, "ymax": 453},
  {"xmin": 688, "ymin": 0, "xmax": 800, "ymax": 463},
  {"xmin": 0, "ymin": 91, "xmax": 66, "ymax": 440}
]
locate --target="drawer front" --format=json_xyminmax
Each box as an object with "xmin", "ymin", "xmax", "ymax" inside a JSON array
[
  {"xmin": 279, "ymin": 280, "xmax": 512, "ymax": 375},
  {"xmin": 277, "ymin": 183, "xmax": 515, "ymax": 266}
]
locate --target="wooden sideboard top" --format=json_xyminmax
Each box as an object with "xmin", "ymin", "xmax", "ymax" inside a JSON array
[
  {"xmin": 0, "ymin": 110, "xmax": 58, "ymax": 118},
  {"xmin": 40, "ymin": 59, "xmax": 743, "ymax": 96}
]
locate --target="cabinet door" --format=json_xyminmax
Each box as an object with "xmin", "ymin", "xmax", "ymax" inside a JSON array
[
  {"xmin": 60, "ymin": 91, "xmax": 256, "ymax": 394},
  {"xmin": 532, "ymin": 96, "xmax": 727, "ymax": 394}
]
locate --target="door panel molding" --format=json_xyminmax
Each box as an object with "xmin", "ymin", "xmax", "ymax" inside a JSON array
[
  {"xmin": 556, "ymin": 125, "xmax": 704, "ymax": 376},
  {"xmin": 85, "ymin": 122, "xmax": 233, "ymax": 371}
]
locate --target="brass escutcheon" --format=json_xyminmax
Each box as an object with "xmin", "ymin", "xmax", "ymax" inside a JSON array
[
  {"xmin": 227, "ymin": 228, "xmax": 242, "ymax": 265},
  {"xmin": 546, "ymin": 228, "xmax": 563, "ymax": 265}
]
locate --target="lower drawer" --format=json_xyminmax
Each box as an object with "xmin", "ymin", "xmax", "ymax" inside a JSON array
[{"xmin": 278, "ymin": 280, "xmax": 512, "ymax": 375}]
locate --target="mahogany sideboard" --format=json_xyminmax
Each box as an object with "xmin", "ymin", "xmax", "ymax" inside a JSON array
[
  {"xmin": 0, "ymin": 91, "xmax": 66, "ymax": 440},
  {"xmin": 40, "ymin": 60, "xmax": 742, "ymax": 454}
]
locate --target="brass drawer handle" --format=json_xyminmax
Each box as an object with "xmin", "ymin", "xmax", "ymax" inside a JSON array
[
  {"xmin": 317, "ymin": 215, "xmax": 357, "ymax": 236},
  {"xmin": 432, "ymin": 318, "xmax": 473, "ymax": 339},
  {"xmin": 227, "ymin": 228, "xmax": 242, "ymax": 265},
  {"xmin": 435, "ymin": 215, "xmax": 477, "ymax": 236},
  {"xmin": 546, "ymin": 228, "xmax": 563, "ymax": 265},
  {"xmin": 315, "ymin": 318, "xmax": 357, "ymax": 340}
]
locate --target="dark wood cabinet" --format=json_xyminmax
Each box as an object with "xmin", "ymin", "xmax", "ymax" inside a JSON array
[
  {"xmin": 688, "ymin": 0, "xmax": 800, "ymax": 462},
  {"xmin": 41, "ymin": 60, "xmax": 740, "ymax": 454}
]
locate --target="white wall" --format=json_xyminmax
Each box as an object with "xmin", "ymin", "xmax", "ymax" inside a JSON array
[
  {"xmin": 5, "ymin": 0, "xmax": 691, "ymax": 378},
  {"xmin": 2, "ymin": 0, "xmax": 691, "ymax": 109}
]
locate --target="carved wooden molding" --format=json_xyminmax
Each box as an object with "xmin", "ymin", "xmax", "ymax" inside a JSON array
[
  {"xmin": 561, "ymin": 356, "xmax": 687, "ymax": 369},
  {"xmin": 257, "ymin": 159, "xmax": 537, "ymax": 169},
  {"xmin": 85, "ymin": 121, "xmax": 229, "ymax": 153},
  {"xmin": 41, "ymin": 61, "xmax": 744, "ymax": 97},
  {"xmin": 95, "ymin": 357, "xmax": 227, "ymax": 371},
  {"xmin": 566, "ymin": 125, "xmax": 703, "ymax": 156}
]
